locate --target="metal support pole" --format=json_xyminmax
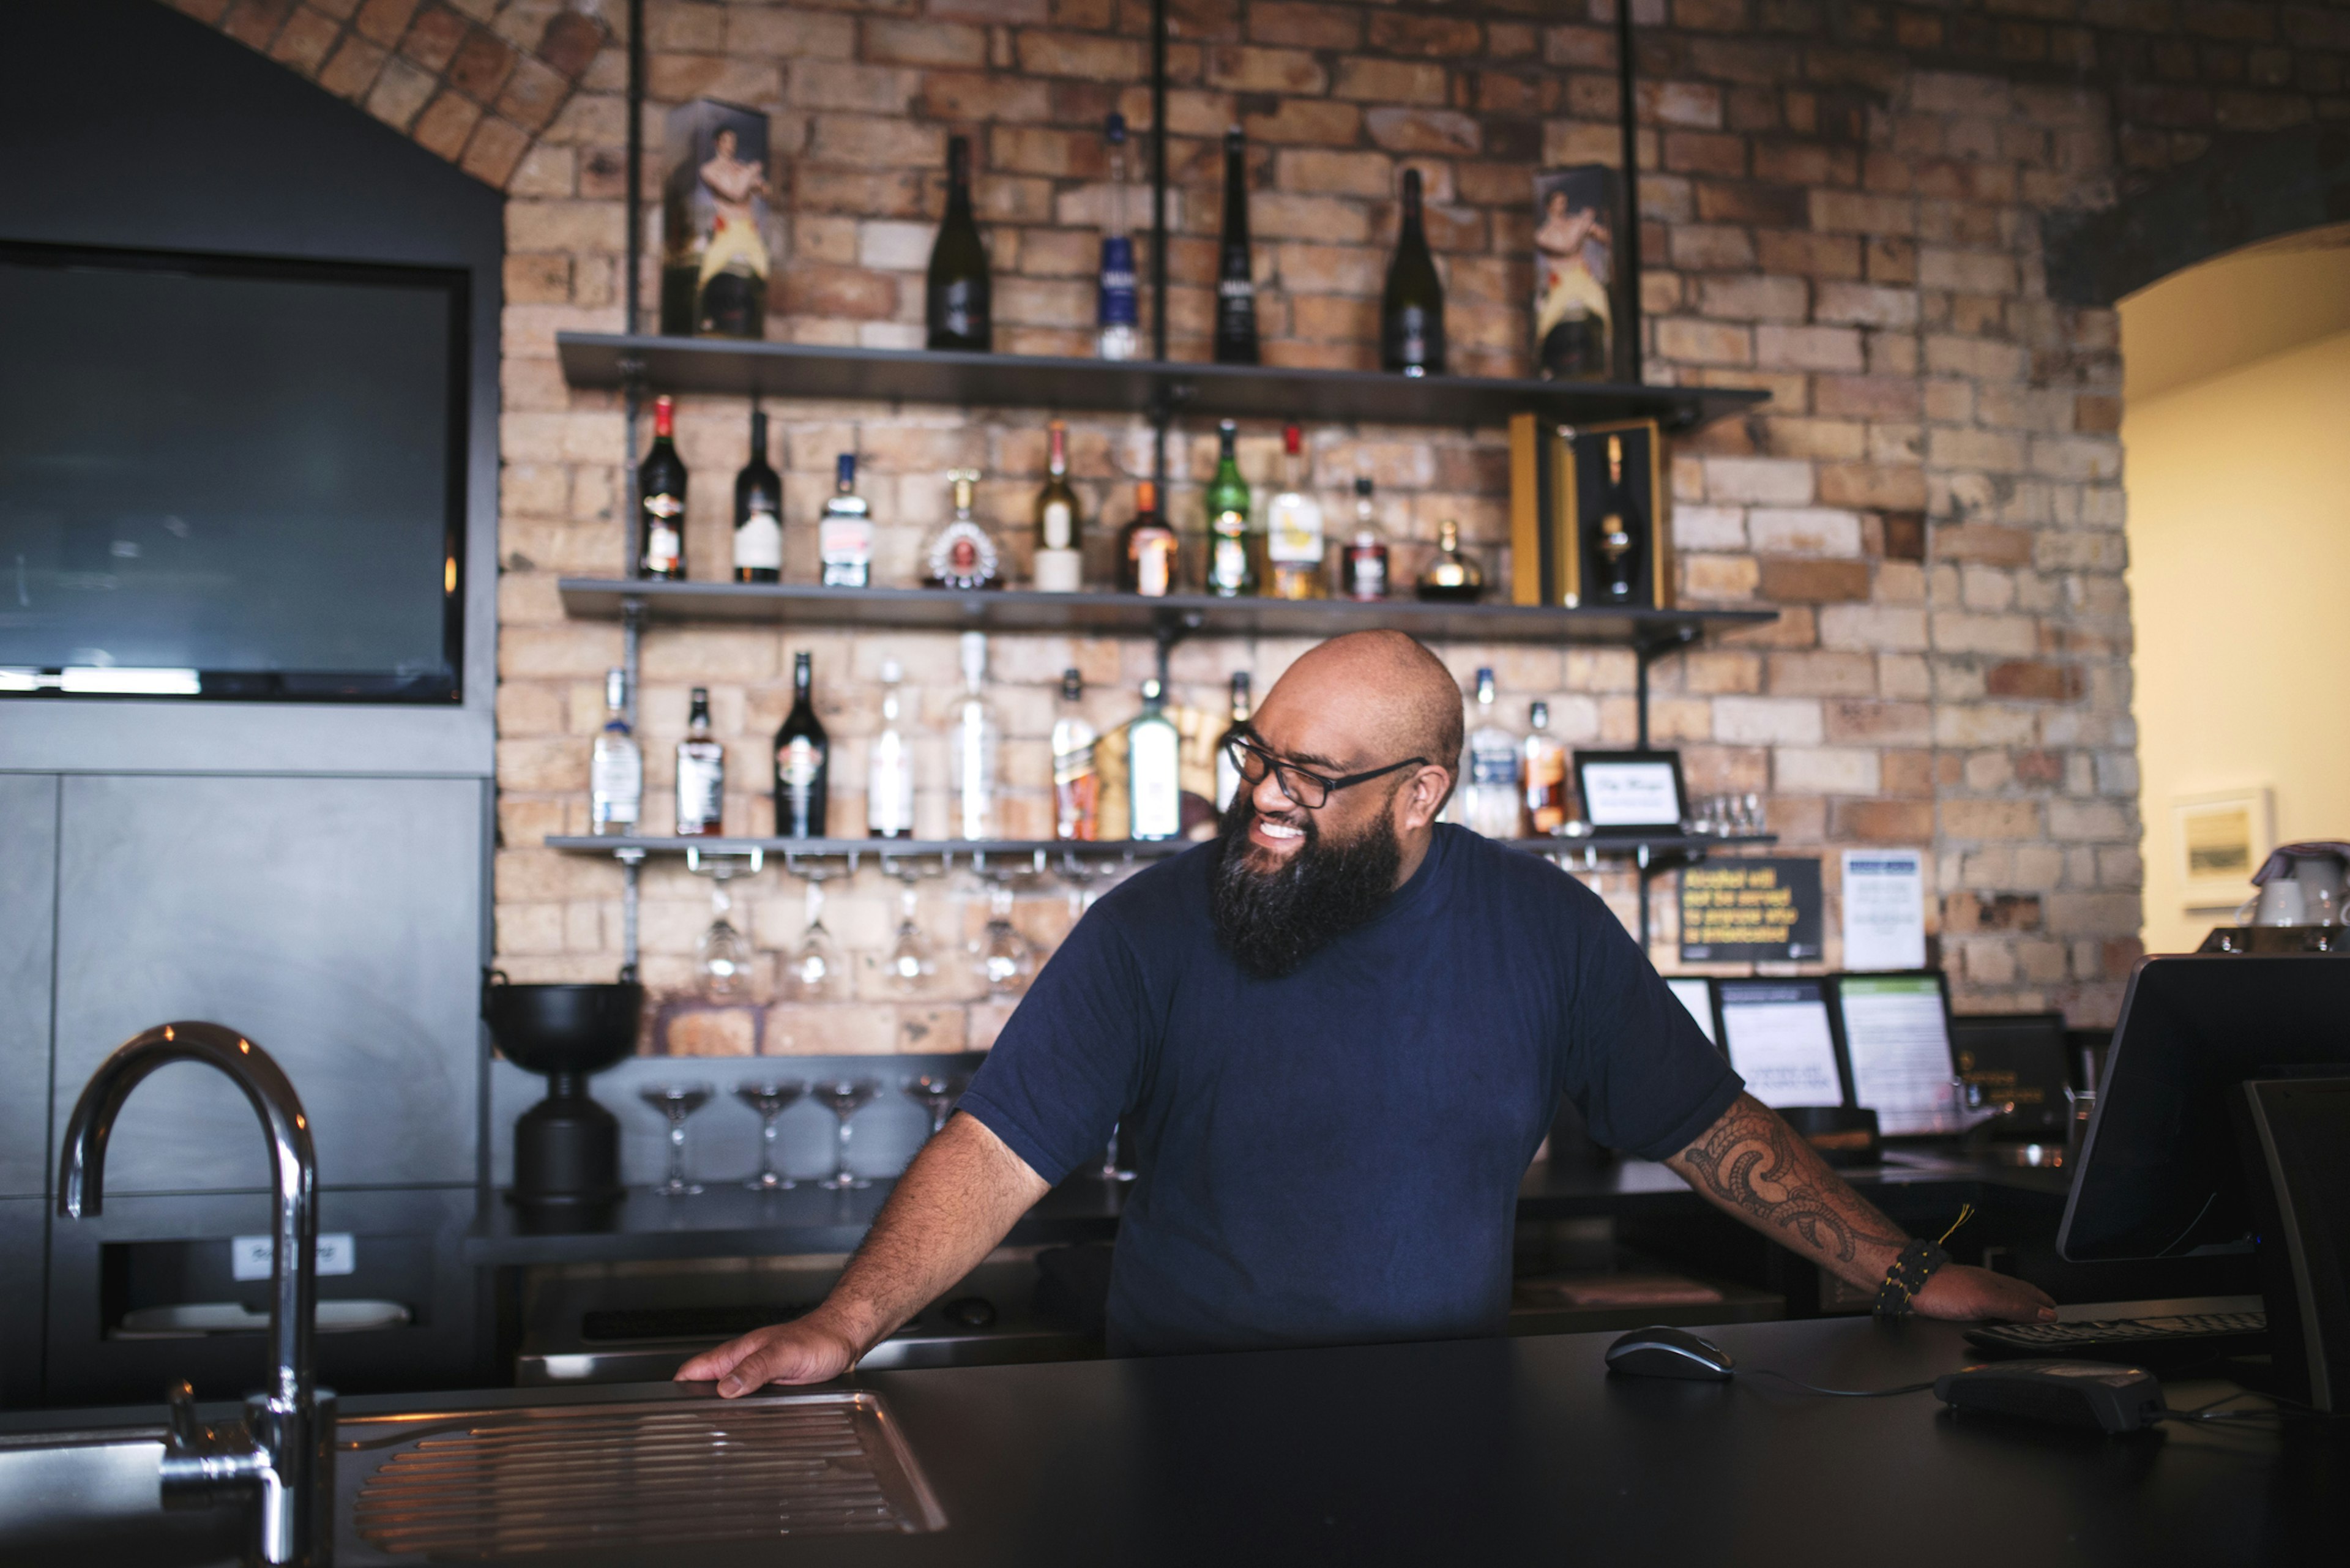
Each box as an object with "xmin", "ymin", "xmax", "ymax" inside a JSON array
[
  {"xmin": 1614, "ymin": 0, "xmax": 1643, "ymax": 383},
  {"xmin": 1149, "ymin": 0, "xmax": 1171, "ymax": 495},
  {"xmin": 1635, "ymin": 643, "xmax": 1651, "ymax": 750},
  {"xmin": 618, "ymin": 848, "xmax": 645, "ymax": 981},
  {"xmin": 622, "ymin": 0, "xmax": 646, "ymax": 580},
  {"xmin": 1636, "ymin": 843, "xmax": 1652, "ymax": 954}
]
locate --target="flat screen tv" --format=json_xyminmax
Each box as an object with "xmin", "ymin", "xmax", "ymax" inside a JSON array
[{"xmin": 0, "ymin": 241, "xmax": 468, "ymax": 702}]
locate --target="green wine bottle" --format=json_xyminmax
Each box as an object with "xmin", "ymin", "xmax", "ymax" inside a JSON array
[
  {"xmin": 927, "ymin": 135, "xmax": 992, "ymax": 351},
  {"xmin": 1204, "ymin": 419, "xmax": 1256, "ymax": 597},
  {"xmin": 1381, "ymin": 169, "xmax": 1446, "ymax": 376}
]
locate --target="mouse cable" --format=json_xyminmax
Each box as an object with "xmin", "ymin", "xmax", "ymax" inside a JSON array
[{"xmin": 1744, "ymin": 1368, "xmax": 1938, "ymax": 1399}]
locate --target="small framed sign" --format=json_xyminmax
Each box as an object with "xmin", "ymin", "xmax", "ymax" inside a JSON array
[
  {"xmin": 1573, "ymin": 749, "xmax": 1686, "ymax": 835},
  {"xmin": 2174, "ymin": 786, "xmax": 2270, "ymax": 909}
]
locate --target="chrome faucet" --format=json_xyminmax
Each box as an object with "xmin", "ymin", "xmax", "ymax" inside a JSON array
[{"xmin": 59, "ymin": 1022, "xmax": 335, "ymax": 1567}]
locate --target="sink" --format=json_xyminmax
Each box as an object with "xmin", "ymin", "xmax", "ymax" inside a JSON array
[{"xmin": 0, "ymin": 1390, "xmax": 945, "ymax": 1565}]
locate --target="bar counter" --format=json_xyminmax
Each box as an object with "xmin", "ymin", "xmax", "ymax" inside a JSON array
[{"xmin": 4, "ymin": 1302, "xmax": 2333, "ymax": 1566}]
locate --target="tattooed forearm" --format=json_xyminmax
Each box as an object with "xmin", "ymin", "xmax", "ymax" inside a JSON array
[{"xmin": 1666, "ymin": 1094, "xmax": 1911, "ymax": 1282}]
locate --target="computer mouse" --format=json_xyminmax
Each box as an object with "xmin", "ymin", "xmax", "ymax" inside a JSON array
[{"xmin": 1605, "ymin": 1325, "xmax": 1736, "ymax": 1381}]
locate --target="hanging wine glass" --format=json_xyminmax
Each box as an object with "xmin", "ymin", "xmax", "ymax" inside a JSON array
[
  {"xmin": 736, "ymin": 1078, "xmax": 805, "ymax": 1192},
  {"xmin": 973, "ymin": 884, "xmax": 1037, "ymax": 996},
  {"xmin": 640, "ymin": 1082, "xmax": 714, "ymax": 1197},
  {"xmin": 783, "ymin": 879, "xmax": 848, "ymax": 1002},
  {"xmin": 884, "ymin": 882, "xmax": 936, "ymax": 996},
  {"xmin": 696, "ymin": 870, "xmax": 753, "ymax": 1001},
  {"xmin": 903, "ymin": 1073, "xmax": 968, "ymax": 1138}
]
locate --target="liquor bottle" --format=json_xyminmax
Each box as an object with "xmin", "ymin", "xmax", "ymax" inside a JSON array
[
  {"xmin": 1204, "ymin": 420, "xmax": 1256, "ymax": 598},
  {"xmin": 1415, "ymin": 518, "xmax": 1485, "ymax": 602},
  {"xmin": 589, "ymin": 667, "xmax": 642, "ymax": 836},
  {"xmin": 1051, "ymin": 669, "xmax": 1100, "ymax": 842},
  {"xmin": 733, "ymin": 409, "xmax": 782, "ymax": 584},
  {"xmin": 1096, "ymin": 114, "xmax": 1140, "ymax": 362},
  {"xmin": 1463, "ymin": 670, "xmax": 1522, "ymax": 839},
  {"xmin": 1128, "ymin": 678, "xmax": 1183, "ymax": 841},
  {"xmin": 1119, "ymin": 480, "xmax": 1179, "ymax": 596},
  {"xmin": 925, "ymin": 469, "xmax": 1001, "ymax": 589},
  {"xmin": 637, "ymin": 394, "xmax": 687, "ymax": 580},
  {"xmin": 1523, "ymin": 700, "xmax": 1567, "ymax": 837},
  {"xmin": 927, "ymin": 133, "xmax": 992, "ymax": 351},
  {"xmin": 1212, "ymin": 127, "xmax": 1259, "ymax": 365},
  {"xmin": 1213, "ymin": 671, "xmax": 1252, "ymax": 813},
  {"xmin": 676, "ymin": 686, "xmax": 725, "ymax": 837},
  {"xmin": 949, "ymin": 632, "xmax": 999, "ymax": 841},
  {"xmin": 1264, "ymin": 425, "xmax": 1325, "ymax": 600},
  {"xmin": 1343, "ymin": 476, "xmax": 1390, "ymax": 602},
  {"xmin": 1381, "ymin": 168, "xmax": 1447, "ymax": 377},
  {"xmin": 772, "ymin": 651, "xmax": 829, "ymax": 839},
  {"xmin": 818, "ymin": 453, "xmax": 873, "ymax": 588},
  {"xmin": 1594, "ymin": 434, "xmax": 1643, "ymax": 603},
  {"xmin": 867, "ymin": 659, "xmax": 914, "ymax": 839},
  {"xmin": 1032, "ymin": 420, "xmax": 1083, "ymax": 592}
]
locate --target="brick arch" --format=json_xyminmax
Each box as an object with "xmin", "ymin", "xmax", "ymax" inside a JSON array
[
  {"xmin": 163, "ymin": 0, "xmax": 608, "ymax": 189},
  {"xmin": 2043, "ymin": 127, "xmax": 2350, "ymax": 306}
]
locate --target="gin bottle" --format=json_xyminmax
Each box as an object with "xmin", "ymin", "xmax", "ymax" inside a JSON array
[
  {"xmin": 949, "ymin": 632, "xmax": 999, "ymax": 842},
  {"xmin": 589, "ymin": 667, "xmax": 642, "ymax": 836},
  {"xmin": 1463, "ymin": 668, "xmax": 1523, "ymax": 839}
]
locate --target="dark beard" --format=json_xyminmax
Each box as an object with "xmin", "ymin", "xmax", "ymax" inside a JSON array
[{"xmin": 1209, "ymin": 796, "xmax": 1403, "ymax": 979}]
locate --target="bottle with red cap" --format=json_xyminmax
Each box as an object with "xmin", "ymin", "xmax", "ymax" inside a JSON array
[
  {"xmin": 637, "ymin": 394, "xmax": 687, "ymax": 580},
  {"xmin": 1264, "ymin": 423, "xmax": 1325, "ymax": 600}
]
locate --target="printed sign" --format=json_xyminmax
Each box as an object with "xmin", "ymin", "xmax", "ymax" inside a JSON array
[
  {"xmin": 1680, "ymin": 857, "xmax": 1823, "ymax": 963},
  {"xmin": 232, "ymin": 1232, "xmax": 356, "ymax": 1282},
  {"xmin": 1841, "ymin": 848, "xmax": 1927, "ymax": 971}
]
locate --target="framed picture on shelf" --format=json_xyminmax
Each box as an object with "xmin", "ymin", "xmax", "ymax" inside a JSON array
[
  {"xmin": 658, "ymin": 98, "xmax": 781, "ymax": 340},
  {"xmin": 1574, "ymin": 749, "xmax": 1687, "ymax": 836},
  {"xmin": 1532, "ymin": 166, "xmax": 1637, "ymax": 385}
]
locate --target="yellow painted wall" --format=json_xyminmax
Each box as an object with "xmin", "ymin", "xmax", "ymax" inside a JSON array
[{"xmin": 2122, "ymin": 318, "xmax": 2350, "ymax": 954}]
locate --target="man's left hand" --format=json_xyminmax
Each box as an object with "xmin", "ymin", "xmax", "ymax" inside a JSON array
[{"xmin": 1911, "ymin": 1263, "xmax": 2057, "ymax": 1323}]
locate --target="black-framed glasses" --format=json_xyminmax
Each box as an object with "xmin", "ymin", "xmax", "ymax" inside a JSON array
[{"xmin": 1223, "ymin": 731, "xmax": 1430, "ymax": 810}]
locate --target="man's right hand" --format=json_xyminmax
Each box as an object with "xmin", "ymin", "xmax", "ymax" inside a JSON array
[{"xmin": 677, "ymin": 1314, "xmax": 862, "ymax": 1397}]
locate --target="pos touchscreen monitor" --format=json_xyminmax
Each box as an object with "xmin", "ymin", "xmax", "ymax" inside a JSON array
[
  {"xmin": 1716, "ymin": 979, "xmax": 1844, "ymax": 1108},
  {"xmin": 1832, "ymin": 972, "xmax": 1963, "ymax": 1137}
]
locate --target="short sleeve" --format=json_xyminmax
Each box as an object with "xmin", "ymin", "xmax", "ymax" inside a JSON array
[
  {"xmin": 956, "ymin": 900, "xmax": 1153, "ymax": 1187},
  {"xmin": 1556, "ymin": 884, "xmax": 1744, "ymax": 1162}
]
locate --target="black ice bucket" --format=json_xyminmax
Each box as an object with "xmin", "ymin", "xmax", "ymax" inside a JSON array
[{"xmin": 482, "ymin": 970, "xmax": 643, "ymax": 1227}]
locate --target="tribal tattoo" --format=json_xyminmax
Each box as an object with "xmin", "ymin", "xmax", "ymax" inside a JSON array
[{"xmin": 1668, "ymin": 1094, "xmax": 1909, "ymax": 1267}]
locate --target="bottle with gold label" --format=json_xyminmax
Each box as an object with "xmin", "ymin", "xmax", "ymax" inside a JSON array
[
  {"xmin": 1264, "ymin": 424, "xmax": 1325, "ymax": 600},
  {"xmin": 1204, "ymin": 420, "xmax": 1256, "ymax": 598},
  {"xmin": 925, "ymin": 469, "xmax": 1000, "ymax": 590},
  {"xmin": 1594, "ymin": 433, "xmax": 1643, "ymax": 603},
  {"xmin": 1414, "ymin": 518, "xmax": 1484, "ymax": 603}
]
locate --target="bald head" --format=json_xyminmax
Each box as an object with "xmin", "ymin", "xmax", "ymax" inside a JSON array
[{"xmin": 1258, "ymin": 630, "xmax": 1463, "ymax": 779}]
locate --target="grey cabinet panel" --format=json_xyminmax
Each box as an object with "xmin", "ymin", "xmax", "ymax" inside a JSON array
[
  {"xmin": 0, "ymin": 775, "xmax": 59, "ymax": 1199},
  {"xmin": 53, "ymin": 775, "xmax": 485, "ymax": 1192},
  {"xmin": 0, "ymin": 1197, "xmax": 45, "ymax": 1405}
]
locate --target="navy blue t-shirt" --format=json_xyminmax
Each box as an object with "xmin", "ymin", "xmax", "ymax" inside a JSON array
[{"xmin": 957, "ymin": 824, "xmax": 1742, "ymax": 1356}]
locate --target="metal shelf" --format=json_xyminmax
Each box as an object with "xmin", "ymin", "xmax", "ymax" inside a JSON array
[
  {"xmin": 556, "ymin": 579, "xmax": 1778, "ymax": 651},
  {"xmin": 555, "ymin": 333, "xmax": 1768, "ymax": 434},
  {"xmin": 544, "ymin": 833, "xmax": 1777, "ymax": 865}
]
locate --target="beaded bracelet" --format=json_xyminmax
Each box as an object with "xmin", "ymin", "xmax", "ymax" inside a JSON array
[{"xmin": 1873, "ymin": 1239, "xmax": 1949, "ymax": 1317}]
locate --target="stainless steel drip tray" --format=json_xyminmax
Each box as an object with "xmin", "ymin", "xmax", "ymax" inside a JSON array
[{"xmin": 335, "ymin": 1389, "xmax": 946, "ymax": 1562}]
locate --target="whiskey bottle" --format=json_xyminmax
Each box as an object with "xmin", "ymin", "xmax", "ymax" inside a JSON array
[
  {"xmin": 589, "ymin": 667, "xmax": 642, "ymax": 837},
  {"xmin": 1381, "ymin": 168, "xmax": 1446, "ymax": 377},
  {"xmin": 867, "ymin": 660, "xmax": 914, "ymax": 839},
  {"xmin": 1463, "ymin": 670, "xmax": 1522, "ymax": 839},
  {"xmin": 1594, "ymin": 434, "xmax": 1643, "ymax": 604},
  {"xmin": 1096, "ymin": 114, "xmax": 1140, "ymax": 362},
  {"xmin": 1343, "ymin": 476, "xmax": 1389, "ymax": 601},
  {"xmin": 1264, "ymin": 424, "xmax": 1325, "ymax": 600},
  {"xmin": 1119, "ymin": 480, "xmax": 1179, "ymax": 596},
  {"xmin": 1212, "ymin": 128, "xmax": 1259, "ymax": 365},
  {"xmin": 675, "ymin": 686, "xmax": 725, "ymax": 837},
  {"xmin": 772, "ymin": 651, "xmax": 828, "ymax": 839},
  {"xmin": 637, "ymin": 394, "xmax": 687, "ymax": 580},
  {"xmin": 1523, "ymin": 700, "xmax": 1567, "ymax": 837},
  {"xmin": 732, "ymin": 409, "xmax": 782, "ymax": 584},
  {"xmin": 1213, "ymin": 671, "xmax": 1252, "ymax": 813},
  {"xmin": 1051, "ymin": 669, "xmax": 1099, "ymax": 842},
  {"xmin": 818, "ymin": 454, "xmax": 873, "ymax": 588},
  {"xmin": 1204, "ymin": 420, "xmax": 1256, "ymax": 597},
  {"xmin": 925, "ymin": 469, "xmax": 1001, "ymax": 589},
  {"xmin": 1128, "ymin": 678, "xmax": 1183, "ymax": 841},
  {"xmin": 949, "ymin": 633, "xmax": 999, "ymax": 841},
  {"xmin": 1032, "ymin": 420, "xmax": 1083, "ymax": 592},
  {"xmin": 1414, "ymin": 519, "xmax": 1484, "ymax": 603},
  {"xmin": 927, "ymin": 134, "xmax": 992, "ymax": 351}
]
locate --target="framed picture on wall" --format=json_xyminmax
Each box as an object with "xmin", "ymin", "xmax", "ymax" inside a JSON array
[
  {"xmin": 1531, "ymin": 166, "xmax": 1636, "ymax": 384},
  {"xmin": 2174, "ymin": 786, "xmax": 2272, "ymax": 909}
]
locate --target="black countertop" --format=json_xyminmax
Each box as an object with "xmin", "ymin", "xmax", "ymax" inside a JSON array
[
  {"xmin": 469, "ymin": 1151, "xmax": 2070, "ymax": 1266},
  {"xmin": 10, "ymin": 1303, "xmax": 2336, "ymax": 1566}
]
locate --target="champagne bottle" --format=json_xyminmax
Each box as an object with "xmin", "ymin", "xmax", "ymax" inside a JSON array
[
  {"xmin": 1381, "ymin": 168, "xmax": 1446, "ymax": 377},
  {"xmin": 1119, "ymin": 480, "xmax": 1179, "ymax": 596},
  {"xmin": 927, "ymin": 134, "xmax": 992, "ymax": 351},
  {"xmin": 1032, "ymin": 420, "xmax": 1083, "ymax": 592},
  {"xmin": 1212, "ymin": 128, "xmax": 1259, "ymax": 365},
  {"xmin": 772, "ymin": 651, "xmax": 828, "ymax": 839},
  {"xmin": 1204, "ymin": 419, "xmax": 1256, "ymax": 597},
  {"xmin": 637, "ymin": 394, "xmax": 687, "ymax": 580},
  {"xmin": 1096, "ymin": 114, "xmax": 1139, "ymax": 362},
  {"xmin": 732, "ymin": 409, "xmax": 782, "ymax": 584},
  {"xmin": 1594, "ymin": 434, "xmax": 1643, "ymax": 603}
]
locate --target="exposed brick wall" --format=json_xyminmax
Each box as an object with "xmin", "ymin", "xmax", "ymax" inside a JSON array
[{"xmin": 187, "ymin": 0, "xmax": 2350, "ymax": 1042}]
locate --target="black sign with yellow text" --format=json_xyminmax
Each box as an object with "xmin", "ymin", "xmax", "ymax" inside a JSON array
[{"xmin": 1680, "ymin": 857, "xmax": 1823, "ymax": 963}]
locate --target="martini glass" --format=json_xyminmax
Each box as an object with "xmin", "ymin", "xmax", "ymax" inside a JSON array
[
  {"xmin": 904, "ymin": 1073, "xmax": 968, "ymax": 1138},
  {"xmin": 783, "ymin": 880, "xmax": 848, "ymax": 1002},
  {"xmin": 815, "ymin": 1078, "xmax": 881, "ymax": 1190},
  {"xmin": 640, "ymin": 1082, "xmax": 714, "ymax": 1197},
  {"xmin": 736, "ymin": 1078, "xmax": 806, "ymax": 1191}
]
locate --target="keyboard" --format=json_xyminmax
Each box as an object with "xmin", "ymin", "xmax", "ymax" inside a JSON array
[{"xmin": 1964, "ymin": 1311, "xmax": 2269, "ymax": 1364}]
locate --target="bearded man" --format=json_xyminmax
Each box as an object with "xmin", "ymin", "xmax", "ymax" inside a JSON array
[{"xmin": 684, "ymin": 632, "xmax": 2053, "ymax": 1393}]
